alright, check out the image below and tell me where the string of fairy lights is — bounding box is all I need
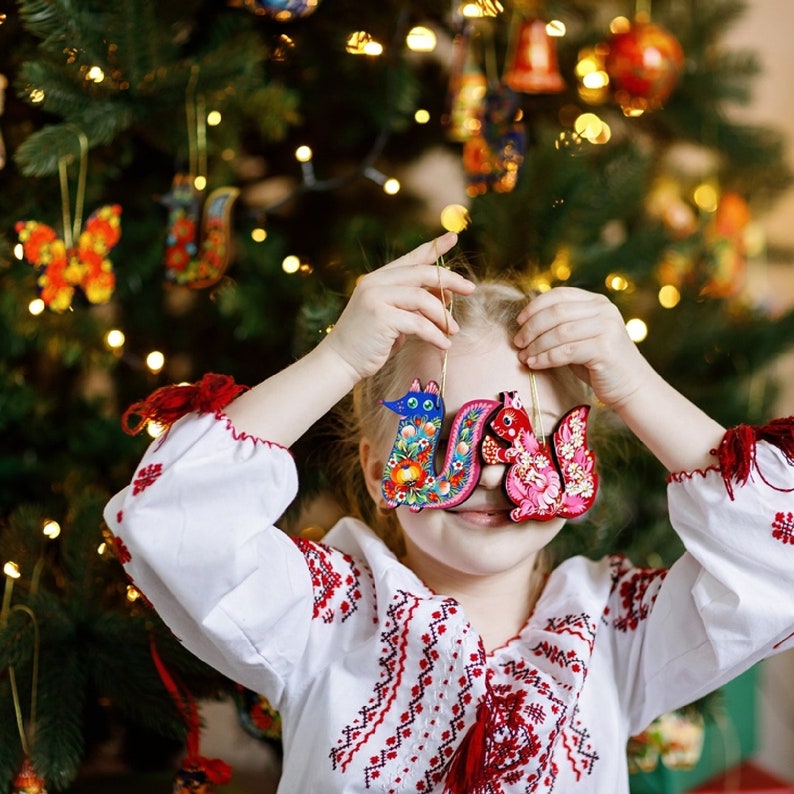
[7,0,763,432]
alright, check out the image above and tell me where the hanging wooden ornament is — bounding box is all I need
[15,130,121,312]
[444,28,488,143]
[11,757,47,794]
[162,68,239,289]
[481,389,598,522]
[380,379,499,511]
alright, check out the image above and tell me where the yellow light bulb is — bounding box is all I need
[626,318,648,342]
[146,351,165,373]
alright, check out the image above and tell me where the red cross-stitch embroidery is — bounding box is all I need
[113,535,131,564]
[293,537,370,624]
[772,511,794,545]
[608,555,667,632]
[132,463,163,495]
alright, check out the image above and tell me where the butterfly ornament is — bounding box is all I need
[15,131,121,313]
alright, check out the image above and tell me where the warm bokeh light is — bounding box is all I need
[193,175,207,191]
[105,329,125,349]
[146,350,165,373]
[693,183,719,212]
[207,110,222,126]
[282,255,300,274]
[546,20,566,37]
[28,298,45,316]
[295,145,313,163]
[146,421,165,439]
[42,519,61,539]
[383,178,400,195]
[3,561,20,579]
[414,109,430,124]
[658,284,681,308]
[626,318,648,342]
[406,26,436,53]
[86,66,105,83]
[606,273,630,291]
[251,227,267,243]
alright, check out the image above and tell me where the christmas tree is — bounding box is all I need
[1,0,793,790]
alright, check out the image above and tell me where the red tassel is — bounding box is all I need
[443,690,497,794]
[122,372,248,435]
[714,417,794,499]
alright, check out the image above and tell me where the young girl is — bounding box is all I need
[105,232,794,793]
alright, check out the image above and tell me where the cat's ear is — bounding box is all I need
[359,436,386,505]
[410,377,422,391]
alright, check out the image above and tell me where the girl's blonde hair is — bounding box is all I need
[329,266,590,557]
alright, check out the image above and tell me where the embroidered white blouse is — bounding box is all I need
[104,411,794,793]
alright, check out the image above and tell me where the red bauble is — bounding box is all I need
[604,20,684,112]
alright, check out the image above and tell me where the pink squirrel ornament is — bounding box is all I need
[481,391,598,522]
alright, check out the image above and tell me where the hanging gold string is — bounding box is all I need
[57,128,88,250]
[433,239,451,405]
[185,65,207,185]
[528,369,546,446]
[7,604,40,757]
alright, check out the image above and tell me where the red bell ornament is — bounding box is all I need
[503,16,565,94]
[604,19,684,112]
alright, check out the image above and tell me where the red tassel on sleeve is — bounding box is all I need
[714,417,794,499]
[122,372,248,435]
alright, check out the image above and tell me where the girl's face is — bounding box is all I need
[360,331,570,586]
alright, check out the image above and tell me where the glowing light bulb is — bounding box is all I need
[29,299,45,316]
[126,584,141,602]
[29,88,45,104]
[383,178,400,195]
[414,109,430,124]
[251,227,267,243]
[207,110,222,126]
[146,350,165,373]
[606,273,630,292]
[282,255,300,274]
[406,26,437,53]
[546,20,566,36]
[86,66,105,83]
[3,561,20,579]
[295,145,313,163]
[14,243,24,260]
[658,285,681,308]
[105,329,125,349]
[42,519,61,539]
[146,421,164,439]
[626,318,648,342]
[193,175,207,191]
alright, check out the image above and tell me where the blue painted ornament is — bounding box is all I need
[380,379,498,511]
[252,0,321,21]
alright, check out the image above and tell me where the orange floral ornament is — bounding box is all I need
[16,204,122,313]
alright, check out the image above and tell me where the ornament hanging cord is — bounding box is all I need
[58,127,88,251]
[528,369,546,446]
[434,239,451,405]
[186,65,207,185]
[6,605,40,757]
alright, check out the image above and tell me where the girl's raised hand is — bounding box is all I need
[513,287,652,410]
[323,232,475,381]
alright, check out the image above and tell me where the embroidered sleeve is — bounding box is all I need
[103,411,374,704]
[612,432,794,734]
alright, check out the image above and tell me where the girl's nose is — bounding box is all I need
[478,461,506,490]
